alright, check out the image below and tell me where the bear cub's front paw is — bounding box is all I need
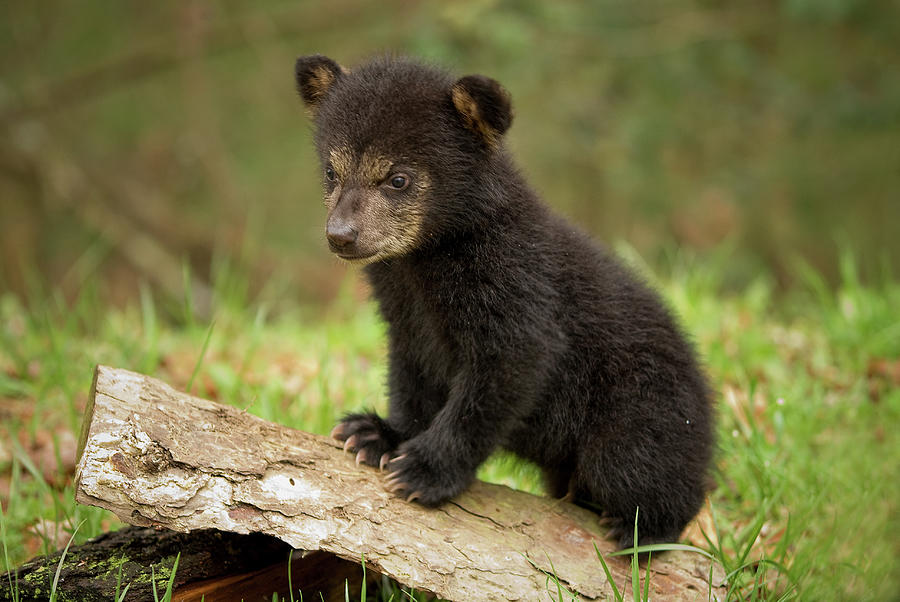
[384,438,472,506]
[330,412,398,469]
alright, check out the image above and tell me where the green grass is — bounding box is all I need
[1,248,898,599]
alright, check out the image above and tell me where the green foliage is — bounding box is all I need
[150,553,180,602]
[1,249,898,598]
[1,0,897,303]
[48,521,83,602]
[4,4,895,594]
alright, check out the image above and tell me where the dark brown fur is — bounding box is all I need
[295,54,715,548]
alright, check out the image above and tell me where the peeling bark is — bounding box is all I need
[75,365,724,601]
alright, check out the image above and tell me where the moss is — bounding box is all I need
[94,554,129,580]
[21,563,50,584]
[119,554,176,587]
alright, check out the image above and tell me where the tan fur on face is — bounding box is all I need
[328,146,354,184]
[343,172,428,265]
[451,85,500,148]
[323,147,430,265]
[328,147,397,186]
[358,149,394,185]
[372,169,429,262]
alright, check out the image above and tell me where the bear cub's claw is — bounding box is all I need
[330,412,397,468]
[381,442,469,506]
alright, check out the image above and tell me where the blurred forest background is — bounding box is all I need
[1,0,898,309]
[2,3,899,597]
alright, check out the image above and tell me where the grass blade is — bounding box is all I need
[114,555,127,601]
[631,508,639,601]
[610,542,716,561]
[116,583,132,602]
[49,519,85,602]
[592,542,623,602]
[288,549,295,602]
[0,502,18,601]
[160,552,180,602]
[187,319,216,394]
[360,552,367,601]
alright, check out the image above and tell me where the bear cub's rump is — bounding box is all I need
[295,54,714,548]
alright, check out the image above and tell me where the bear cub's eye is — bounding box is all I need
[324,166,336,182]
[387,174,410,191]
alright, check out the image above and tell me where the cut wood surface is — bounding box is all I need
[75,365,724,601]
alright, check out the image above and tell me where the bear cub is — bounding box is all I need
[295,54,714,548]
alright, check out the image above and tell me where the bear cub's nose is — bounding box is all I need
[326,222,358,249]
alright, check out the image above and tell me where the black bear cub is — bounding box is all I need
[295,54,714,548]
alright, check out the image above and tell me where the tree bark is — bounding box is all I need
[75,365,724,601]
[3,526,370,602]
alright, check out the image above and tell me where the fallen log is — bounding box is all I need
[75,365,724,601]
[3,526,371,602]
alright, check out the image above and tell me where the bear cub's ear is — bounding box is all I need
[295,55,345,110]
[450,75,513,148]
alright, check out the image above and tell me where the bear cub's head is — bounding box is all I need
[295,55,513,264]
